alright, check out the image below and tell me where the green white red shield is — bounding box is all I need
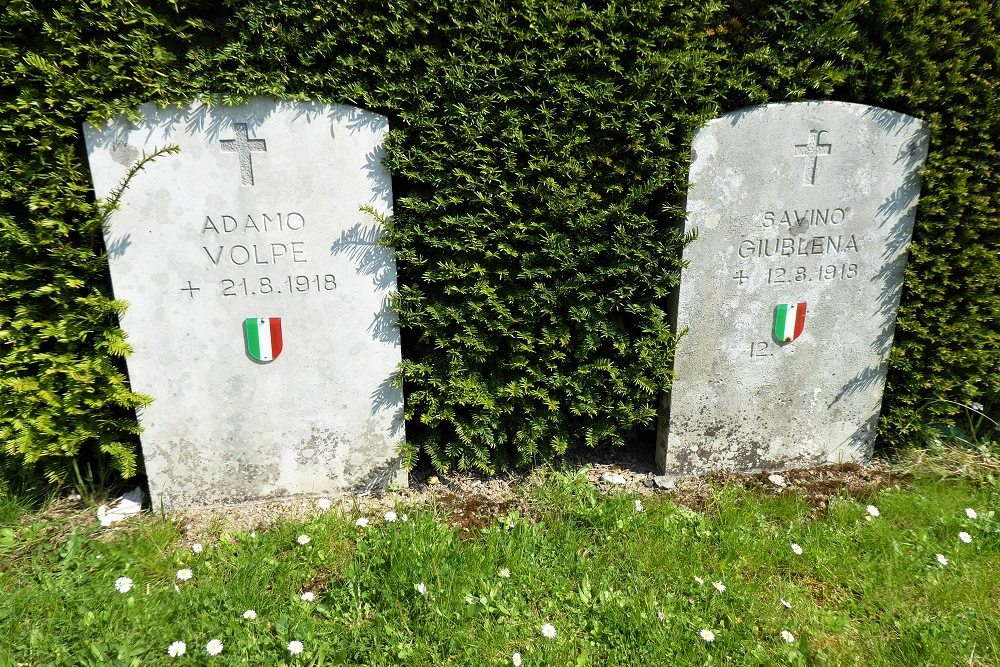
[773,302,806,343]
[243,317,283,362]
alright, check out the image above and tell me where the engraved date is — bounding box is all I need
[221,274,337,297]
[767,263,857,285]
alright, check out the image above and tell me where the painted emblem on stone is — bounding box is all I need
[243,317,283,362]
[773,302,806,343]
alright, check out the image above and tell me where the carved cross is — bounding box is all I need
[220,123,267,186]
[793,130,832,186]
[180,281,201,298]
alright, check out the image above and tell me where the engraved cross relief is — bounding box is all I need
[180,281,201,298]
[220,123,267,186]
[793,129,832,186]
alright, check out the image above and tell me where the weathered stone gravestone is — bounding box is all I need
[84,99,406,508]
[657,101,929,476]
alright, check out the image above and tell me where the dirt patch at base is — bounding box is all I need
[32,442,971,544]
[670,462,909,516]
[800,573,860,606]
[301,568,335,595]
[433,492,517,534]
[167,443,913,540]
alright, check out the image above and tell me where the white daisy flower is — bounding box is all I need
[780,598,793,609]
[287,640,304,655]
[959,531,972,544]
[167,641,186,657]
[780,630,795,643]
[541,623,557,639]
[205,639,224,656]
[694,576,704,585]
[114,576,133,593]
[415,582,427,595]
[296,534,311,545]
[512,652,522,666]
[300,591,315,601]
[936,553,948,566]
[791,543,803,555]
[192,542,203,553]
[966,508,978,520]
[971,402,984,412]
[356,517,369,528]
[634,499,644,512]
[498,567,511,578]
[384,511,398,522]
[866,505,879,517]
[242,609,257,620]
[401,513,409,522]
[317,497,332,511]
[712,581,726,593]
[176,569,193,581]
[699,629,715,642]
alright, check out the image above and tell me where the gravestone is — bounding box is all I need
[83,99,406,508]
[657,101,929,476]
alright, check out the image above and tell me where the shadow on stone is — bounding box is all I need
[352,457,405,495]
[105,233,132,260]
[370,373,404,437]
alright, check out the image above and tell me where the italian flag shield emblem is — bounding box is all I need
[243,317,283,362]
[773,302,806,343]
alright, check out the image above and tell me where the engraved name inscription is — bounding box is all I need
[732,206,860,271]
[738,235,859,259]
[181,210,336,300]
[201,212,308,267]
[762,208,845,228]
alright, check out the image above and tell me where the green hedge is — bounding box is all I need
[1,0,996,483]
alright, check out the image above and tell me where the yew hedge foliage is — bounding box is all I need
[0,0,996,483]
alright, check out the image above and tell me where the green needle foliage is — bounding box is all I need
[0,0,997,481]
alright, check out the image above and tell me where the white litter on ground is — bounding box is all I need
[601,472,627,486]
[97,487,144,526]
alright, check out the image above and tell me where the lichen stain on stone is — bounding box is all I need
[144,415,407,509]
[330,418,406,491]
[110,143,139,167]
[292,426,348,482]
[664,406,857,476]
[145,434,302,508]
[186,461,283,507]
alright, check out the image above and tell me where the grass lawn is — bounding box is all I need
[0,452,997,666]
